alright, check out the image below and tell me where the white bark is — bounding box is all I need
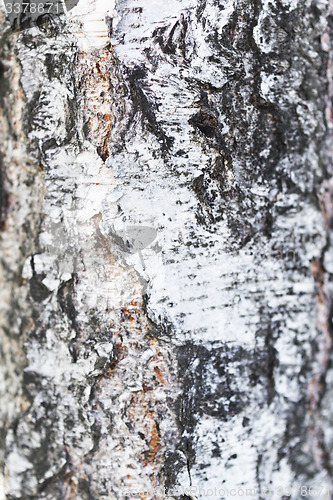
[0,0,333,498]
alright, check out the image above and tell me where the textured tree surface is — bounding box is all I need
[1,0,333,498]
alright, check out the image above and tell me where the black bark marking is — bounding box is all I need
[126,65,174,153]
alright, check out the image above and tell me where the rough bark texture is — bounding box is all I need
[1,0,333,498]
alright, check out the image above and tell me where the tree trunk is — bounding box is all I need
[1,0,333,498]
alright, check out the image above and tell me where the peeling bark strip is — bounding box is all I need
[1,0,333,498]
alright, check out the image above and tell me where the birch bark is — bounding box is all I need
[0,0,333,498]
